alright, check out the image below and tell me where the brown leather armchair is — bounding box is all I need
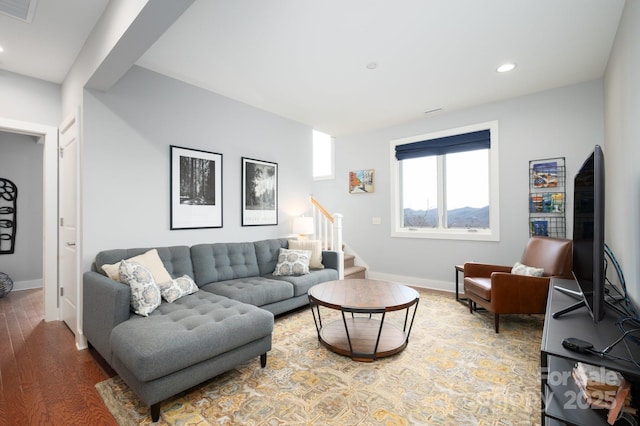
[463,236,573,333]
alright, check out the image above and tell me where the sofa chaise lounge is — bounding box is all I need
[83,238,338,421]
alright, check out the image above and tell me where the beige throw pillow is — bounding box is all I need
[288,239,324,269]
[102,248,173,284]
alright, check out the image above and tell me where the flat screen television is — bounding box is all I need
[553,145,606,323]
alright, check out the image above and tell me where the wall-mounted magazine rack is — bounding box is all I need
[529,157,565,238]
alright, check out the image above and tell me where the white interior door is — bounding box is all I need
[59,114,79,337]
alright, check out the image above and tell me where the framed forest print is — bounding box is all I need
[242,157,278,226]
[170,145,223,229]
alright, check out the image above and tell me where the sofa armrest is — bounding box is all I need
[490,272,551,313]
[321,250,339,271]
[464,262,512,278]
[83,271,131,363]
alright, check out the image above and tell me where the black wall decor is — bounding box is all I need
[0,178,17,254]
[170,146,223,229]
[241,157,278,226]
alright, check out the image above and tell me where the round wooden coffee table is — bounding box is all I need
[307,279,419,362]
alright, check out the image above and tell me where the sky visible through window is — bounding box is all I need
[313,130,332,177]
[402,150,489,210]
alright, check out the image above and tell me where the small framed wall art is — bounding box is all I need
[170,145,223,229]
[242,157,278,226]
[349,169,374,193]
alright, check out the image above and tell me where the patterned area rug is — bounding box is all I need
[95,289,543,425]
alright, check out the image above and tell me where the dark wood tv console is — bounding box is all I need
[541,278,640,425]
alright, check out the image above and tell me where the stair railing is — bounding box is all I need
[309,196,344,279]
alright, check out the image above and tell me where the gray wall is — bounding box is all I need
[81,66,314,270]
[604,0,640,305]
[0,132,44,287]
[312,80,604,291]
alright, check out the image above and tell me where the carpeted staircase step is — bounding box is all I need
[343,253,366,278]
[344,265,366,279]
[344,254,356,268]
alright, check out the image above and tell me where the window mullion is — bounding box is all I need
[437,155,446,229]
[398,161,406,227]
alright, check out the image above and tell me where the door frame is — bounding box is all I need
[0,117,58,322]
[59,112,83,348]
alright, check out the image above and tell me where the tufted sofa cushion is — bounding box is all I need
[200,277,293,306]
[191,243,260,286]
[254,238,289,275]
[266,268,339,296]
[110,290,274,383]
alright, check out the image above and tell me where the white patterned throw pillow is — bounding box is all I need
[158,275,199,303]
[118,259,162,316]
[273,248,312,276]
[511,261,545,277]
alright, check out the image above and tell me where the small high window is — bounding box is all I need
[313,130,334,180]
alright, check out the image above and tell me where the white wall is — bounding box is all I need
[0,72,59,312]
[0,132,44,289]
[61,0,190,117]
[81,66,314,270]
[312,80,604,291]
[0,71,60,125]
[604,0,640,305]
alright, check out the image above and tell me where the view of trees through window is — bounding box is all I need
[401,149,489,229]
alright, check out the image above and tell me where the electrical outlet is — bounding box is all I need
[372,217,381,225]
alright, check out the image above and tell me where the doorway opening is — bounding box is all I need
[0,117,58,322]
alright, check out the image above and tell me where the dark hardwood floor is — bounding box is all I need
[0,289,117,425]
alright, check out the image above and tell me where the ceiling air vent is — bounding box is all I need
[0,0,38,23]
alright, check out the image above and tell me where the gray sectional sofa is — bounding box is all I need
[83,238,338,422]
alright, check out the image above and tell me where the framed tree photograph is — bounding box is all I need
[170,145,223,229]
[242,157,278,226]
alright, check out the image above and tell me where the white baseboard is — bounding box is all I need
[367,271,455,295]
[12,278,43,292]
[76,330,88,351]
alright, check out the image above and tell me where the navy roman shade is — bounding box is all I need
[395,129,490,160]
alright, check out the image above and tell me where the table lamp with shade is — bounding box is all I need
[292,216,314,239]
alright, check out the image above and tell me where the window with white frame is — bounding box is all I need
[390,121,500,241]
[313,130,334,180]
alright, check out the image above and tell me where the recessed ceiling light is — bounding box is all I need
[366,62,378,70]
[497,63,516,73]
[0,45,4,53]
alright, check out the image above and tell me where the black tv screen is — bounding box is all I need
[572,145,605,322]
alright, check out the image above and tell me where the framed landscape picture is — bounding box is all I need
[242,157,278,226]
[170,145,223,229]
